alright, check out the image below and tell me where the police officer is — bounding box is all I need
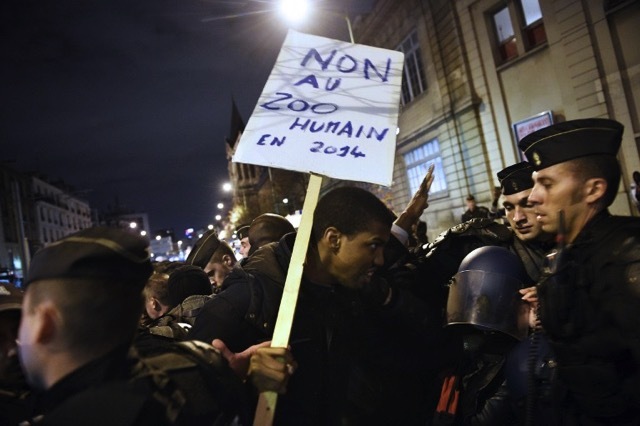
[16,227,171,425]
[519,118,640,423]
[497,161,555,282]
[17,227,249,425]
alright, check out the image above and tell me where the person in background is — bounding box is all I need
[409,219,429,249]
[186,230,236,292]
[135,264,213,354]
[519,118,640,424]
[141,269,172,324]
[236,225,251,259]
[247,213,295,256]
[461,194,490,222]
[489,185,506,223]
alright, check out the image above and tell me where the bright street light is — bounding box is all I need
[278,0,355,43]
[208,224,214,230]
[215,214,222,221]
[217,202,224,209]
[222,182,232,192]
[129,222,137,229]
[282,198,289,204]
[140,230,147,236]
[279,0,309,24]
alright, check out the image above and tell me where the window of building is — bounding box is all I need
[403,139,447,199]
[493,7,517,62]
[491,0,546,64]
[397,30,427,105]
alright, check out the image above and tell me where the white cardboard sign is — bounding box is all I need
[232,30,404,187]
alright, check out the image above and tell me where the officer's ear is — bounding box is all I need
[583,177,607,205]
[221,254,235,267]
[31,301,60,345]
[148,297,162,314]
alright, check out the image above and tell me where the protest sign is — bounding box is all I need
[232,30,404,186]
[241,30,405,426]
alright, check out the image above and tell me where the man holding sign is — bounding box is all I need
[192,29,433,424]
[190,180,440,425]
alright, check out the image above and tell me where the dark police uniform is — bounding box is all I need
[519,119,640,423]
[20,227,247,426]
[536,211,640,423]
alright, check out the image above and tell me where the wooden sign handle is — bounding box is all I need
[253,174,323,426]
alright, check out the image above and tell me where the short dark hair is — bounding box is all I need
[209,240,235,264]
[249,213,295,254]
[27,278,143,358]
[312,187,395,241]
[569,155,621,207]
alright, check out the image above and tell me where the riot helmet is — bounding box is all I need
[446,246,531,340]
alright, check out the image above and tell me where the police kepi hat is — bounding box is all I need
[236,225,250,241]
[518,118,623,170]
[26,226,152,289]
[497,162,534,195]
[185,229,220,269]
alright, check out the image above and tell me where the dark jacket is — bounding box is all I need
[189,233,442,425]
[25,346,170,426]
[537,210,640,424]
[25,343,247,426]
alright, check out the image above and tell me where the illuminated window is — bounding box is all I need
[397,30,427,105]
[491,0,546,64]
[403,139,447,199]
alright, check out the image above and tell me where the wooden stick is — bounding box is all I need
[253,174,323,426]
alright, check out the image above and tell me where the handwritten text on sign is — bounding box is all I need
[232,30,404,187]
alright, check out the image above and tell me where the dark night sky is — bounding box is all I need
[1,0,374,235]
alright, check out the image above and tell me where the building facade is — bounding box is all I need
[32,176,93,246]
[0,165,94,283]
[354,0,639,239]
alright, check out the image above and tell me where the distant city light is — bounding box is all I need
[215,214,222,221]
[217,202,224,209]
[129,222,137,229]
[222,182,232,192]
[140,230,147,236]
[208,224,214,230]
[155,235,161,241]
[282,198,289,204]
